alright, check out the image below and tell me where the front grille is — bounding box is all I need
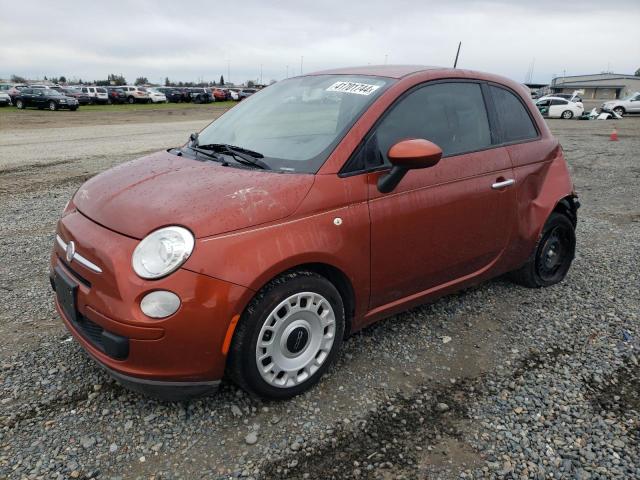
[70,312,130,360]
[76,314,104,348]
[58,256,91,288]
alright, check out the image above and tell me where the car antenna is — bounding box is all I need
[453,41,462,68]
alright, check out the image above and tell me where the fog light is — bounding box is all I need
[140,291,181,318]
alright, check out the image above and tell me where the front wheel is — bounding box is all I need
[227,271,345,399]
[509,212,576,288]
[561,110,573,119]
[128,96,135,104]
[48,101,57,111]
[16,99,24,109]
[613,107,625,117]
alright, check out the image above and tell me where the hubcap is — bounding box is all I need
[256,292,336,388]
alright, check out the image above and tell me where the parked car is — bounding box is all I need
[51,66,578,400]
[105,87,127,104]
[238,88,257,100]
[223,88,239,101]
[211,87,227,101]
[541,92,583,103]
[61,87,91,105]
[7,84,26,103]
[156,87,183,103]
[75,86,109,104]
[121,86,150,104]
[535,97,584,119]
[15,88,79,110]
[601,92,640,117]
[145,88,168,103]
[0,91,11,106]
[189,87,212,103]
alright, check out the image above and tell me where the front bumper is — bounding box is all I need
[51,210,253,398]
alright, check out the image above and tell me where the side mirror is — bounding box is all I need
[377,139,442,193]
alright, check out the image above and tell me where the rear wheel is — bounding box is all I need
[509,212,576,288]
[561,110,573,119]
[613,106,625,117]
[49,101,57,111]
[128,96,135,104]
[227,271,345,399]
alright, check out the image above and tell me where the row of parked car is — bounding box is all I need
[0,83,259,110]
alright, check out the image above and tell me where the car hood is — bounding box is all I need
[74,150,314,239]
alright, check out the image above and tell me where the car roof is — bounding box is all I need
[309,65,441,79]
[305,65,530,91]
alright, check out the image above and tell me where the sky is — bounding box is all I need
[1,0,639,86]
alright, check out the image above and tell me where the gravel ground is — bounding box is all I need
[0,109,638,480]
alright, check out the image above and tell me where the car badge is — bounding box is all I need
[66,241,76,263]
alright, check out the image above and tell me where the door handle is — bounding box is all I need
[491,178,515,190]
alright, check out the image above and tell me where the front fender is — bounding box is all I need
[182,174,371,320]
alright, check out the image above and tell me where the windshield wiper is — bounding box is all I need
[182,132,228,164]
[202,143,271,170]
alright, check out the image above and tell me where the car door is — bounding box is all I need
[629,94,640,113]
[34,90,47,108]
[549,99,568,118]
[366,81,516,309]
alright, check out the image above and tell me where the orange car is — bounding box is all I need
[51,66,578,400]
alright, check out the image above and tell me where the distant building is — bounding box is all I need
[551,73,640,100]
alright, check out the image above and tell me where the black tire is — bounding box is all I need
[613,107,625,117]
[16,99,24,109]
[561,110,573,119]
[509,212,576,288]
[49,101,57,111]
[70,107,78,111]
[128,96,135,104]
[227,271,345,399]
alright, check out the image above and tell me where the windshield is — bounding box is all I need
[47,90,63,96]
[196,75,392,173]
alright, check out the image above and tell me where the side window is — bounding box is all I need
[551,99,568,106]
[376,82,492,160]
[490,86,538,143]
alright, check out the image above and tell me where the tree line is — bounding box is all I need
[8,73,234,87]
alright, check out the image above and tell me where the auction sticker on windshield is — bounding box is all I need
[326,81,381,95]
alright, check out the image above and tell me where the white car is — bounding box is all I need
[77,86,109,104]
[0,91,11,106]
[535,97,584,119]
[145,88,167,103]
[121,86,150,104]
[601,92,640,117]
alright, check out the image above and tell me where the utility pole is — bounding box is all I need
[260,64,263,85]
[300,56,303,75]
[286,65,289,79]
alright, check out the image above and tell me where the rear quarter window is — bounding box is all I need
[490,86,538,143]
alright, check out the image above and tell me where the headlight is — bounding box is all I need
[132,226,194,279]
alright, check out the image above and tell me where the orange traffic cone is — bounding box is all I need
[610,128,618,141]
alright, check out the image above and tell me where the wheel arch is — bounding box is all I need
[247,261,356,338]
[552,194,579,227]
